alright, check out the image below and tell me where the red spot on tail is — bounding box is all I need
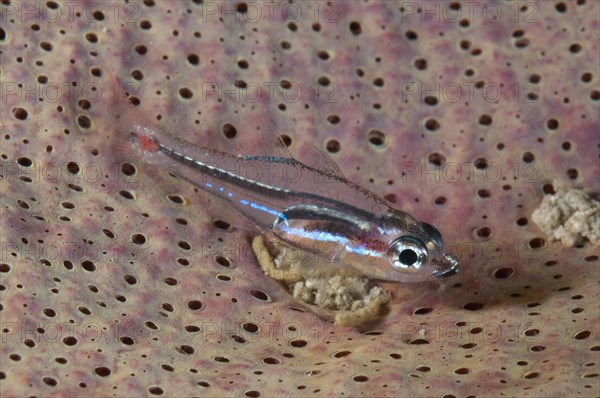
[138,134,160,153]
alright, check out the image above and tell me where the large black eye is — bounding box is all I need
[398,249,418,266]
[387,237,428,273]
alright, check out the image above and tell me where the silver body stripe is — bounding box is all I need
[163,145,310,196]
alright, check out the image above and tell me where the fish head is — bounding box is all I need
[375,208,459,283]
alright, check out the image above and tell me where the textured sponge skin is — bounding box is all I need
[1,1,598,397]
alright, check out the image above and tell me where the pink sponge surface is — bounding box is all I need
[1,1,598,396]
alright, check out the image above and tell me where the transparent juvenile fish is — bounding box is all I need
[104,67,459,283]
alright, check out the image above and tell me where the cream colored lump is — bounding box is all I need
[531,184,600,246]
[252,236,390,326]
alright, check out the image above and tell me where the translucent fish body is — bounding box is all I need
[106,72,459,283]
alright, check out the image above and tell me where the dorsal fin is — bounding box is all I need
[243,109,347,180]
[298,141,346,179]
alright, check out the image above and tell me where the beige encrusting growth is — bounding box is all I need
[531,183,600,246]
[252,236,390,326]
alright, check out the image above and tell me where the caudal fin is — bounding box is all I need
[94,53,166,163]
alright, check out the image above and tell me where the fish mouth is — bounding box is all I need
[434,253,460,278]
